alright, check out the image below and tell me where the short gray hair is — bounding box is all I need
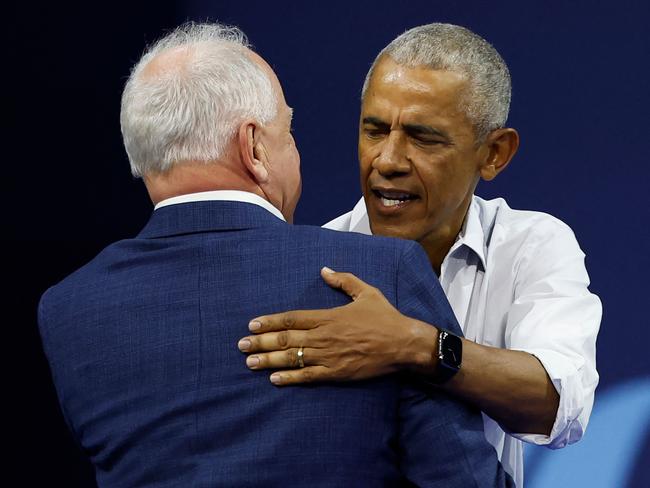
[121,22,277,177]
[362,23,511,141]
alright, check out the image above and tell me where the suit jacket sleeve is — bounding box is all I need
[37,289,83,448]
[395,242,511,488]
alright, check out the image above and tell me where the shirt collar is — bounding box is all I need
[349,197,372,234]
[452,197,487,270]
[154,190,286,222]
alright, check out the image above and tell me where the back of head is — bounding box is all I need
[362,23,511,141]
[120,22,277,177]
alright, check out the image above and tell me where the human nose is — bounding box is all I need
[371,131,411,176]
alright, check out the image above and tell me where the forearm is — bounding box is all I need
[408,322,559,435]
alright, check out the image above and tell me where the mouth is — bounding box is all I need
[371,188,419,211]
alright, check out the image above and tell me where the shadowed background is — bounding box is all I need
[9,1,649,485]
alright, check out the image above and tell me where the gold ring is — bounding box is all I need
[297,347,305,368]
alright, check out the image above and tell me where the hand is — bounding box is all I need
[237,267,438,385]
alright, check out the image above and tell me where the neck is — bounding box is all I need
[419,196,473,276]
[420,233,456,276]
[144,160,266,206]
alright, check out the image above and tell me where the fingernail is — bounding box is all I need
[270,373,282,385]
[248,320,261,331]
[246,356,260,368]
[322,266,335,274]
[238,339,251,351]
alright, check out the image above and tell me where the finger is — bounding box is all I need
[248,309,329,334]
[320,267,373,300]
[269,365,332,385]
[246,347,321,370]
[238,329,308,353]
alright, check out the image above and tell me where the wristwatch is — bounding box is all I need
[430,330,463,384]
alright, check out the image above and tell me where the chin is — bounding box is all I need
[369,220,414,240]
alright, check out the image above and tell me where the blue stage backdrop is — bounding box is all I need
[185,2,650,486]
[11,1,648,486]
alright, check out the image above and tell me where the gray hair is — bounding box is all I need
[121,22,277,177]
[362,23,511,141]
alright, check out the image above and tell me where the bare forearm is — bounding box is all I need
[409,322,559,435]
[241,268,559,435]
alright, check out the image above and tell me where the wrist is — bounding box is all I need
[427,330,463,384]
[398,318,440,374]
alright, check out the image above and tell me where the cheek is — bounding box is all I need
[358,148,374,178]
[418,158,472,215]
[358,136,375,161]
[285,140,298,165]
[358,163,372,194]
[412,163,446,209]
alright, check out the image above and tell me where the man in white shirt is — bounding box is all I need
[237,23,601,486]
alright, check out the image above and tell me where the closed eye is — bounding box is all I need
[404,124,450,146]
[362,117,390,140]
[410,136,444,145]
[364,128,388,139]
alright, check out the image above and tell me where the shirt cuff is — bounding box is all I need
[508,347,589,449]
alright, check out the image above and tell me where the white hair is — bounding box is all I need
[120,22,277,177]
[362,23,511,141]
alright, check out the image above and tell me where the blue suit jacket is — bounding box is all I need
[38,201,512,487]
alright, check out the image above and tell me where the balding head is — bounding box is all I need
[138,45,193,80]
[120,22,277,177]
[121,22,301,222]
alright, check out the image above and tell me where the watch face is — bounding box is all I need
[443,341,461,367]
[428,331,463,385]
[441,332,462,370]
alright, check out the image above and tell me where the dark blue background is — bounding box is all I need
[10,1,649,485]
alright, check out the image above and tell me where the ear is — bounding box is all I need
[238,120,269,184]
[479,128,520,181]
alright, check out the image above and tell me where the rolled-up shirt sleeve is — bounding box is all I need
[503,219,601,449]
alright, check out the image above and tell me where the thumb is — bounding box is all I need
[320,267,371,300]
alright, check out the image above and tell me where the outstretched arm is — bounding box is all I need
[238,267,558,435]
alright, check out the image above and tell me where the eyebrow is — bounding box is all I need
[403,123,447,139]
[362,116,448,139]
[362,116,390,129]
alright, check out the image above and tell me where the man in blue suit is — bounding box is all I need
[38,22,511,487]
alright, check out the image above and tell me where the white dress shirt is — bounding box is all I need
[324,195,601,487]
